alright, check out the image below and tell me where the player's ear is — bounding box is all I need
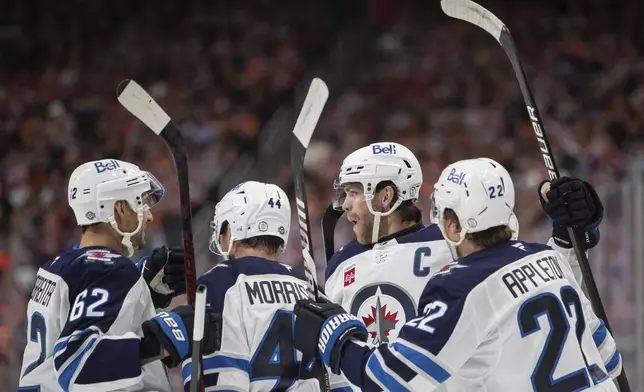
[381,185,396,210]
[449,215,462,233]
[113,200,133,224]
[443,214,462,242]
[113,200,124,219]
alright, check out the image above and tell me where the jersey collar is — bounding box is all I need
[375,222,424,245]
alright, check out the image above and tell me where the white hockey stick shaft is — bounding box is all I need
[190,285,208,392]
[291,77,329,299]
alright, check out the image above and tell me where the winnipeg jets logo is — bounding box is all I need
[351,284,416,345]
[361,288,400,344]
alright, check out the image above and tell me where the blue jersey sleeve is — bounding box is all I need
[53,256,151,391]
[337,255,506,391]
[337,282,459,391]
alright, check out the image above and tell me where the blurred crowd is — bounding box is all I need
[281,0,644,268]
[278,0,644,381]
[0,0,335,387]
[2,0,644,389]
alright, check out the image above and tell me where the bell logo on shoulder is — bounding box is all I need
[344,265,356,287]
[94,159,121,174]
[371,144,397,155]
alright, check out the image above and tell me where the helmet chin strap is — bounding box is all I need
[436,211,468,261]
[221,236,234,260]
[365,196,403,244]
[108,210,145,257]
[214,231,235,261]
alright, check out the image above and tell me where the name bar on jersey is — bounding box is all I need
[245,279,309,305]
[501,254,564,298]
[30,274,57,307]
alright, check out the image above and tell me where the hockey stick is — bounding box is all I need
[322,204,343,262]
[118,81,204,391]
[290,77,330,391]
[190,284,207,392]
[291,77,329,300]
[117,79,198,306]
[440,1,630,390]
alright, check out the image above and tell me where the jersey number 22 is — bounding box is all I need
[518,286,607,391]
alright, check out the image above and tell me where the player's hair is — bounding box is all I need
[239,236,285,257]
[443,208,513,248]
[81,223,101,233]
[375,181,422,223]
[219,221,284,257]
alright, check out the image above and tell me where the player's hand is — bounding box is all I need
[137,246,187,308]
[538,177,603,249]
[294,299,367,374]
[141,305,221,368]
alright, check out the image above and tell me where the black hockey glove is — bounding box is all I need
[294,299,367,375]
[538,177,603,250]
[140,305,221,368]
[137,246,187,308]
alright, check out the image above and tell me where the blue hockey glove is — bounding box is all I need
[538,177,602,249]
[137,246,187,308]
[141,306,221,368]
[294,299,367,374]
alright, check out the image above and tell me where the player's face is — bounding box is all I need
[115,201,153,250]
[132,209,153,249]
[343,184,374,244]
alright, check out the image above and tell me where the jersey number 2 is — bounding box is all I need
[518,286,606,391]
[23,312,47,378]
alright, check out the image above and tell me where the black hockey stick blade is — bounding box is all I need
[117,79,198,306]
[322,203,343,262]
[290,77,329,301]
[441,1,630,390]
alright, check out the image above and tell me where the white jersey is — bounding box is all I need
[337,241,622,391]
[182,256,321,392]
[19,245,171,392]
[324,224,452,391]
[326,224,452,343]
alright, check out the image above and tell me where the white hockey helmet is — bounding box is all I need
[334,142,422,242]
[209,181,291,260]
[68,159,164,256]
[431,158,515,246]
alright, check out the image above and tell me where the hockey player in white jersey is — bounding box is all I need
[181,181,321,392]
[324,143,597,391]
[325,142,453,348]
[295,158,622,391]
[19,159,219,392]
